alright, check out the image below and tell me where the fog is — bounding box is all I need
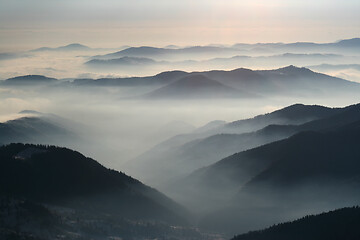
[0,82,357,165]
[1,41,360,238]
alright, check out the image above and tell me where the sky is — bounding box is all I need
[0,0,359,50]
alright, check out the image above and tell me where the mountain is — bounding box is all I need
[0,117,68,144]
[92,45,240,60]
[173,104,359,208]
[144,66,360,98]
[5,66,359,97]
[31,43,91,52]
[0,197,208,240]
[202,53,347,70]
[144,74,254,99]
[231,38,360,52]
[335,38,360,48]
[85,56,159,66]
[106,46,169,58]
[92,39,360,61]
[0,143,187,223]
[124,104,339,187]
[223,103,339,133]
[0,143,205,240]
[3,75,58,85]
[0,111,81,147]
[73,70,188,87]
[213,65,358,95]
[232,207,360,240]
[86,52,349,72]
[196,105,360,234]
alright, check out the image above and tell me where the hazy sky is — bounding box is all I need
[0,0,359,50]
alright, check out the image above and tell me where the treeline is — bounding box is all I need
[232,206,360,240]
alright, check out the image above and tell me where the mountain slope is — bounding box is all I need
[31,43,91,52]
[86,56,159,66]
[0,112,78,146]
[232,207,360,240]
[144,74,254,99]
[222,103,339,133]
[92,45,239,60]
[124,104,340,187]
[0,143,188,224]
[6,66,359,97]
[73,70,187,87]
[198,111,360,234]
[176,104,360,211]
[77,65,360,97]
[3,75,57,85]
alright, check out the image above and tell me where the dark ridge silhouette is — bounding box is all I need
[197,109,360,234]
[336,38,360,48]
[145,65,359,98]
[225,103,339,130]
[3,75,58,85]
[93,45,238,60]
[72,76,157,86]
[0,143,188,224]
[153,70,188,81]
[124,103,342,187]
[86,56,158,66]
[232,207,360,240]
[85,52,344,72]
[231,37,360,50]
[181,104,360,202]
[7,66,358,96]
[31,43,91,52]
[0,115,75,145]
[93,38,360,60]
[72,71,187,87]
[97,46,169,59]
[143,74,255,99]
[18,110,42,115]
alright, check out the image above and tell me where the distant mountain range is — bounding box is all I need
[22,38,360,57]
[86,56,160,66]
[91,45,240,61]
[6,66,358,99]
[143,74,256,99]
[2,75,58,85]
[31,43,91,52]
[89,38,360,62]
[232,38,360,51]
[232,207,360,240]
[86,53,351,70]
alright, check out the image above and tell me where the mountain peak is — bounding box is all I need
[63,43,88,48]
[18,110,42,115]
[6,75,57,83]
[336,38,360,47]
[276,65,313,74]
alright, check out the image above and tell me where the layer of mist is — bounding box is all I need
[1,38,360,239]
